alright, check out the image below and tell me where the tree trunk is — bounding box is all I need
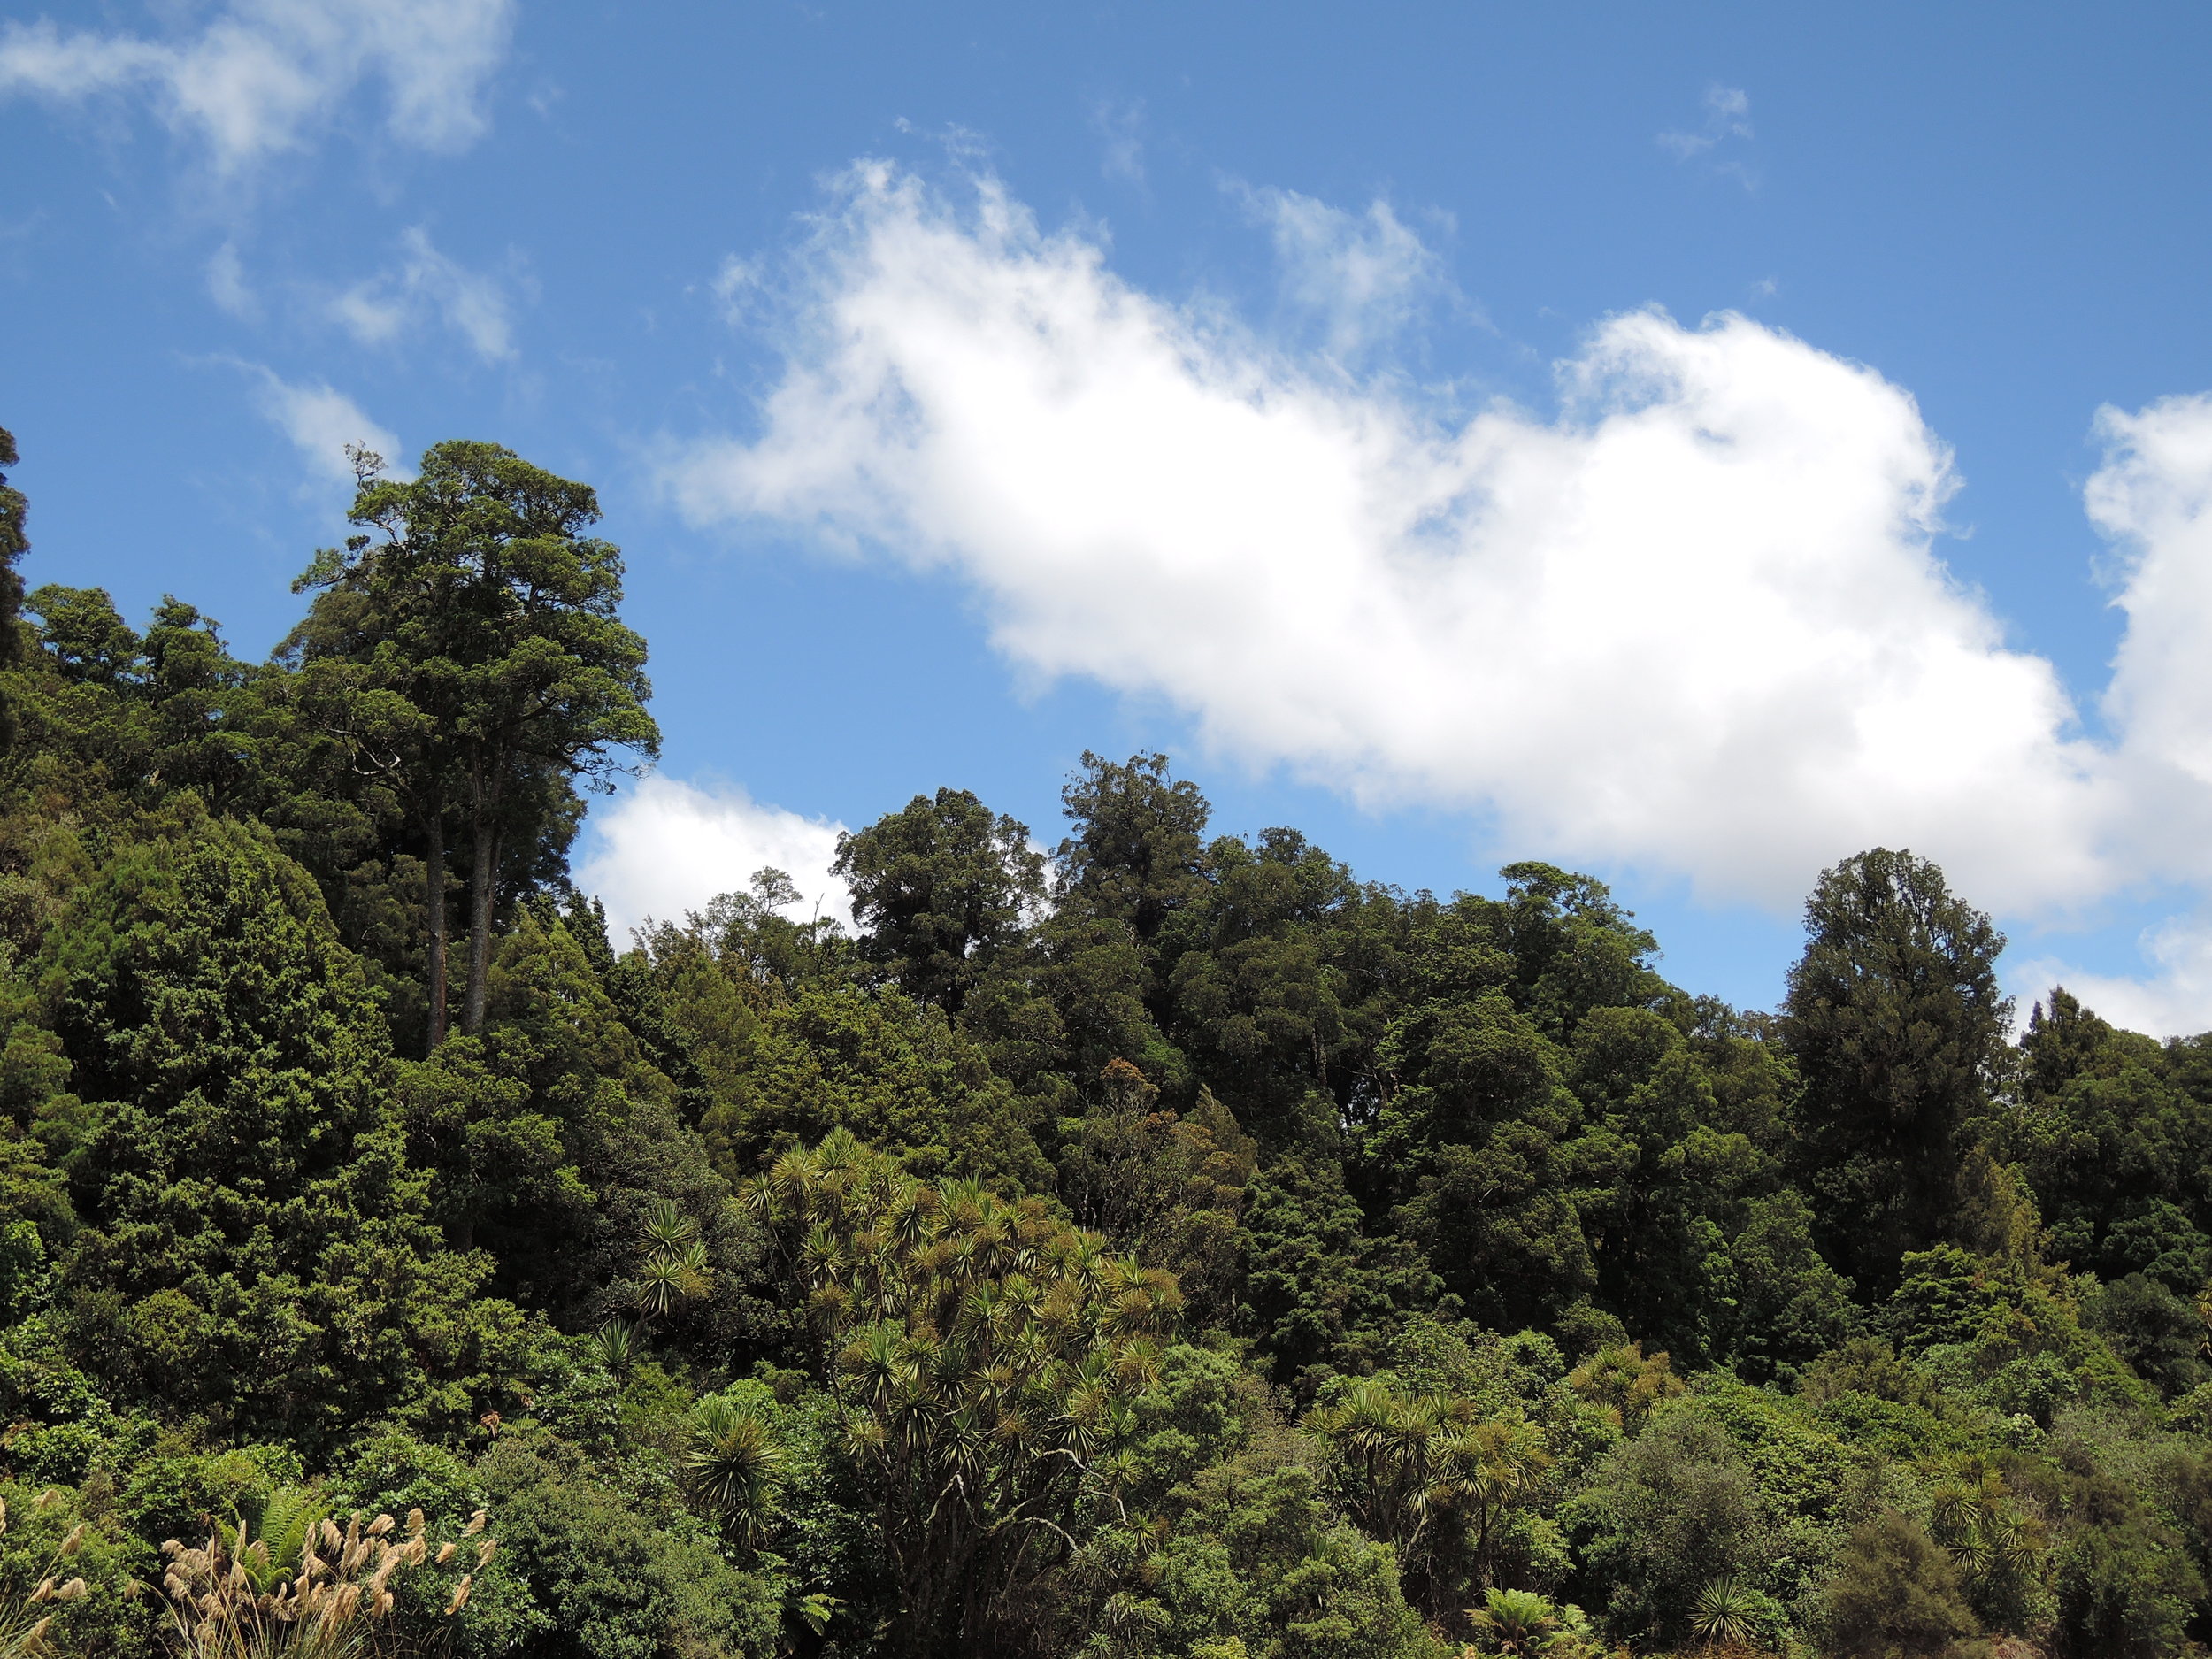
[463,809,500,1034]
[426,815,449,1053]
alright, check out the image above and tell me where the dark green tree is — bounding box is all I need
[472,908,769,1336]
[1563,1411,1777,1647]
[698,984,1048,1192]
[2024,1441,2206,1659]
[140,597,260,810]
[0,428,28,713]
[290,442,659,1045]
[19,586,163,817]
[14,586,270,830]
[1489,862,1666,1041]
[1360,901,1600,1335]
[42,811,533,1448]
[1818,1510,1979,1658]
[747,1133,1185,1657]
[475,1440,781,1659]
[1163,827,1403,1148]
[1054,751,1212,948]
[26,586,142,690]
[1783,849,2009,1293]
[833,787,1043,1017]
[1240,1155,1443,1393]
[959,753,1221,1122]
[1996,987,2212,1283]
[687,868,861,1002]
[1056,1061,1256,1320]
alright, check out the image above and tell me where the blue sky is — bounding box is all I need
[9,2,2212,1026]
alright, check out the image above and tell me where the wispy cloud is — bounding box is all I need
[333,227,518,362]
[2012,910,2212,1041]
[241,365,403,486]
[207,242,257,318]
[708,254,764,326]
[1241,186,1459,365]
[0,0,513,173]
[1093,98,1147,188]
[1659,84,1752,157]
[1659,84,1757,188]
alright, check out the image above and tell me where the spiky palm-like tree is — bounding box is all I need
[1304,1376,1550,1610]
[641,1198,699,1256]
[1465,1586,1559,1655]
[1929,1471,2046,1628]
[687,1395,784,1549]
[628,1200,713,1324]
[1687,1576,1791,1654]
[634,1241,711,1319]
[745,1128,1184,1658]
[588,1317,641,1379]
[1689,1578,1762,1647]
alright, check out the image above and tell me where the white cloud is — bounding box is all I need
[245,366,402,486]
[575,776,850,942]
[207,241,257,317]
[2090,396,2212,812]
[667,164,2127,918]
[1659,83,1755,159]
[1995,395,2212,1025]
[1092,98,1146,188]
[1660,85,1757,190]
[334,227,516,362]
[0,0,513,171]
[2010,915,2212,1041]
[708,254,764,326]
[657,162,2212,1029]
[1245,188,1455,364]
[330,285,407,345]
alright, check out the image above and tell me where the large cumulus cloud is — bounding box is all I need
[648,163,2212,1028]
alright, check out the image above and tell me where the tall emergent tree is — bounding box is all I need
[1782,847,2009,1290]
[0,426,33,741]
[291,441,659,1046]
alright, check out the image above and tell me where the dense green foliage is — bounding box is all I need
[7,429,2212,1655]
[0,426,28,746]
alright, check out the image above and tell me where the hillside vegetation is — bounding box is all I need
[2,430,2210,1658]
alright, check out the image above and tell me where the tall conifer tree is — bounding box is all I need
[1783,848,2009,1290]
[290,442,659,1046]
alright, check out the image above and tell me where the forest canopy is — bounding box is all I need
[3,427,2212,1658]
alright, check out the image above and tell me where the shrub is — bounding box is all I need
[1819,1510,1978,1658]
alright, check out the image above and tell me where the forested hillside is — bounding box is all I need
[4,428,2212,1658]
